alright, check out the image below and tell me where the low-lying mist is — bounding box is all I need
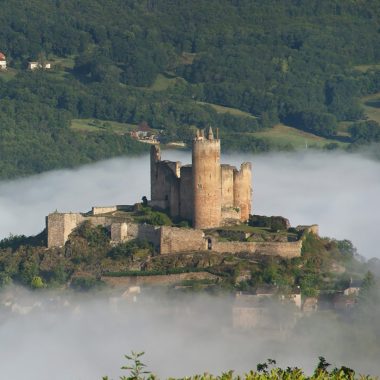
[0,286,379,379]
[1,149,380,379]
[0,149,379,258]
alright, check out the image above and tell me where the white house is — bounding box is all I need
[28,61,51,70]
[0,52,7,70]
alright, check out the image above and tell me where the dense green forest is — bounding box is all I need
[1,0,380,178]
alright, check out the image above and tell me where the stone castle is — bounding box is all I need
[46,128,316,258]
[150,127,252,228]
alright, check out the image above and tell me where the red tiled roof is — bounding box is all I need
[0,52,6,60]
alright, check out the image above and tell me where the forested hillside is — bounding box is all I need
[1,0,380,178]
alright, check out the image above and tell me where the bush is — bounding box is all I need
[108,239,155,260]
[136,207,173,226]
[249,215,289,231]
[75,222,110,246]
[31,276,44,289]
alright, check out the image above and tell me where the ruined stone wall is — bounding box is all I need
[111,223,128,243]
[192,135,221,229]
[168,172,180,218]
[126,223,161,247]
[233,162,252,222]
[211,239,302,258]
[47,212,84,248]
[179,166,193,221]
[87,216,112,227]
[92,206,117,215]
[150,144,161,201]
[151,161,180,213]
[159,226,206,254]
[150,144,180,217]
[221,165,234,208]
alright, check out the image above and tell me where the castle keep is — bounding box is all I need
[150,127,252,228]
[46,128,316,258]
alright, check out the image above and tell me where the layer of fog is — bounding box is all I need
[0,149,379,258]
[0,286,379,380]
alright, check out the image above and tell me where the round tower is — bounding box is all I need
[233,162,252,222]
[192,127,221,229]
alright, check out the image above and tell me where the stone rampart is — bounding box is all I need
[159,226,206,254]
[47,212,84,248]
[126,223,161,247]
[92,206,118,215]
[211,239,302,258]
[111,223,128,243]
[221,165,235,208]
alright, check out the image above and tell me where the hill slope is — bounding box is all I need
[1,0,380,178]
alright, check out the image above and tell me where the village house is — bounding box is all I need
[28,61,52,70]
[130,122,158,143]
[0,52,7,70]
[232,290,301,330]
[343,279,362,296]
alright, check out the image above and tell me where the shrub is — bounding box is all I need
[31,276,44,289]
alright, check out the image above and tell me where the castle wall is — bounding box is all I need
[87,216,112,227]
[47,212,84,248]
[210,239,302,258]
[192,135,221,229]
[159,226,206,254]
[92,206,118,215]
[126,223,161,247]
[111,223,128,243]
[233,162,252,222]
[179,166,193,221]
[150,145,180,217]
[221,165,235,208]
[150,144,161,201]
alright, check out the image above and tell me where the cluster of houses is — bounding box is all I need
[0,51,52,71]
[130,121,159,144]
[232,278,363,330]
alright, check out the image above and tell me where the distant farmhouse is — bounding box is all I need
[0,51,52,71]
[130,122,158,144]
[0,52,7,70]
[46,128,317,258]
[28,61,52,70]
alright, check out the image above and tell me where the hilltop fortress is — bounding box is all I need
[46,128,316,258]
[150,127,251,228]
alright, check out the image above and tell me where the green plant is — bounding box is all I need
[102,351,152,380]
[103,355,375,379]
[30,275,44,289]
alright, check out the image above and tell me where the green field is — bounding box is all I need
[149,73,187,91]
[0,68,18,81]
[70,118,137,134]
[354,63,380,72]
[197,101,257,119]
[252,124,346,148]
[361,92,380,124]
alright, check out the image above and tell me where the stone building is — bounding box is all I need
[150,127,252,228]
[28,61,51,70]
[0,52,7,70]
[45,127,316,259]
